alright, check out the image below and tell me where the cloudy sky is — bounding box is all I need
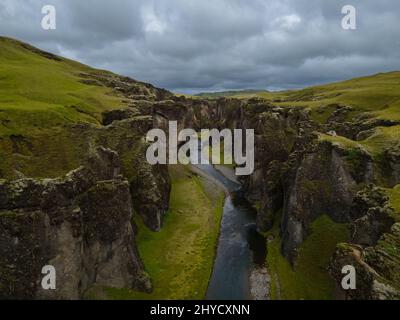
[1,0,400,93]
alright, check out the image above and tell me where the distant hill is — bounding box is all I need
[195,89,269,99]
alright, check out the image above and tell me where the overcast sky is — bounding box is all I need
[1,0,400,93]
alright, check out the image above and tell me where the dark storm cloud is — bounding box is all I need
[1,0,399,93]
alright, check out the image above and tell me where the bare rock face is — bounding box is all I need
[68,117,171,232]
[281,141,365,262]
[102,108,141,126]
[0,147,151,299]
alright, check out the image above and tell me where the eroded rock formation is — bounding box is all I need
[0,147,151,299]
[1,67,399,300]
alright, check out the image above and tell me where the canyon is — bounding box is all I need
[0,37,399,299]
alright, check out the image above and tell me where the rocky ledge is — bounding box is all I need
[0,147,151,299]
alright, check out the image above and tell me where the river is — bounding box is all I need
[191,154,268,300]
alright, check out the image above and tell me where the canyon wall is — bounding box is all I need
[1,69,399,299]
[146,95,400,299]
[0,147,151,299]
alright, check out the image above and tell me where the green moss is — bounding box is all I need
[309,104,338,124]
[319,133,361,150]
[345,148,366,174]
[386,185,400,218]
[361,125,400,155]
[101,165,224,300]
[0,210,18,218]
[266,214,349,300]
[254,201,261,211]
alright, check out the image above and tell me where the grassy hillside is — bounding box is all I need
[200,72,400,120]
[194,72,400,160]
[0,37,166,180]
[0,37,126,137]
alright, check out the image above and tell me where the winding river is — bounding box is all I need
[191,150,267,300]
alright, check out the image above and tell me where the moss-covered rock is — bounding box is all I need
[0,147,150,299]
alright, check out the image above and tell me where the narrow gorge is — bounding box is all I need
[1,38,400,300]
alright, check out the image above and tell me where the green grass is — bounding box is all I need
[359,126,400,155]
[267,214,349,300]
[205,71,400,155]
[319,133,363,149]
[0,37,136,179]
[386,184,400,216]
[210,71,400,121]
[98,165,224,300]
[0,37,123,137]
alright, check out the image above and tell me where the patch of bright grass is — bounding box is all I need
[267,214,349,300]
[0,37,122,136]
[360,125,400,155]
[386,185,400,216]
[101,165,224,300]
[318,133,362,150]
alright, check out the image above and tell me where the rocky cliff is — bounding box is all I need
[0,147,151,299]
[1,38,399,299]
[140,95,400,299]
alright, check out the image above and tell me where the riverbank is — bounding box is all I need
[89,164,224,299]
[266,213,349,300]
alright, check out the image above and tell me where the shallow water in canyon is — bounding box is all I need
[192,159,266,300]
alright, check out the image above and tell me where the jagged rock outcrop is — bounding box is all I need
[0,147,151,299]
[79,72,172,102]
[329,184,400,299]
[72,116,171,232]
[329,224,400,300]
[350,185,395,246]
[323,104,400,141]
[102,108,140,126]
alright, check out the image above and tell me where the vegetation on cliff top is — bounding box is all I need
[200,71,400,160]
[197,71,400,121]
